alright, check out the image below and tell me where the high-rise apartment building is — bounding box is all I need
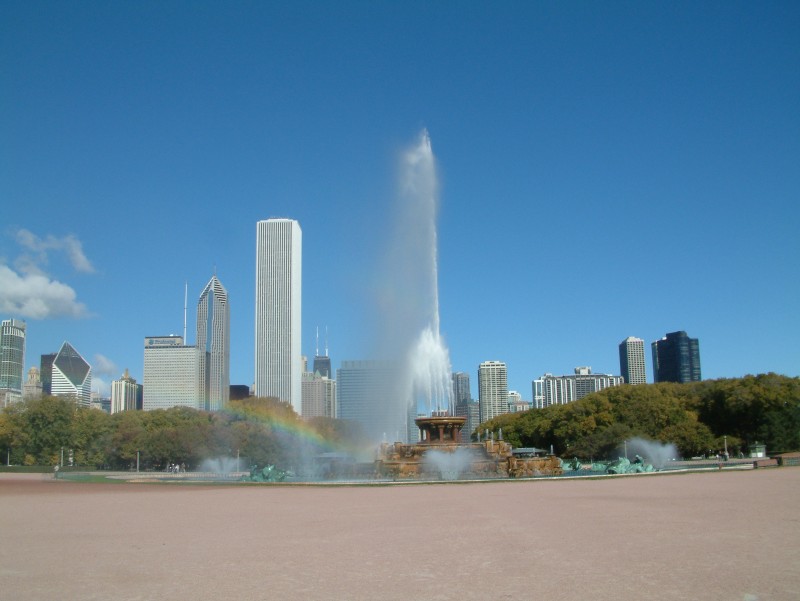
[197,275,230,412]
[111,369,140,414]
[143,336,199,410]
[532,378,545,409]
[652,331,701,383]
[51,341,92,407]
[255,219,302,414]
[478,361,508,422]
[535,368,624,408]
[619,336,647,385]
[0,319,26,407]
[302,370,336,418]
[508,390,530,412]
[337,360,402,443]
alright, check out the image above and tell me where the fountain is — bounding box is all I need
[374,130,561,480]
[376,130,453,429]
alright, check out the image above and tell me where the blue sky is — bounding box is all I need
[2,2,798,398]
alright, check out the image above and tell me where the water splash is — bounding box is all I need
[196,456,242,474]
[410,325,452,415]
[623,437,679,469]
[423,448,477,480]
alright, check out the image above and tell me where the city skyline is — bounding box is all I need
[2,4,798,399]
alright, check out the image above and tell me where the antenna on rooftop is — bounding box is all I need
[315,326,319,357]
[325,326,329,357]
[183,281,188,343]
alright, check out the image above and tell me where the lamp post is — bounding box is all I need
[136,450,140,473]
[60,446,64,468]
[724,435,728,459]
[237,448,240,472]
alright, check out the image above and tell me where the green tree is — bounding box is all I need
[71,406,112,467]
[8,396,76,464]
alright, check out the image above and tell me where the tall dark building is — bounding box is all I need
[312,355,332,379]
[452,372,476,442]
[651,331,701,383]
[451,371,471,406]
[40,353,56,395]
[229,384,250,401]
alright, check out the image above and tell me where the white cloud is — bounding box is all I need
[0,264,88,319]
[92,377,111,398]
[15,229,95,274]
[93,354,118,377]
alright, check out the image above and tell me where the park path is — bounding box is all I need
[1,469,798,601]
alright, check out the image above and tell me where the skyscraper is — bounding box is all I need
[312,326,332,378]
[111,368,139,414]
[652,330,701,383]
[0,319,26,407]
[619,336,647,385]
[255,219,302,414]
[302,370,337,418]
[478,361,508,422]
[451,372,471,407]
[337,360,400,442]
[312,355,332,379]
[51,341,92,407]
[143,336,199,410]
[452,371,476,442]
[197,275,230,412]
[40,353,56,395]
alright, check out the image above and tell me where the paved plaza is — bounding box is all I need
[1,468,798,600]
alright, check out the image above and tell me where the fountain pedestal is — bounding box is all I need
[415,415,466,444]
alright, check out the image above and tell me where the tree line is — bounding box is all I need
[480,373,799,460]
[0,396,369,473]
[2,374,797,470]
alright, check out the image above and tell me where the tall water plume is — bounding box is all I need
[380,130,452,422]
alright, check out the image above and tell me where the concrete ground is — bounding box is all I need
[1,468,797,601]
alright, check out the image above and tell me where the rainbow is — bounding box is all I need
[220,398,361,455]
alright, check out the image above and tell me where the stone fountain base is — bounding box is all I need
[375,415,563,480]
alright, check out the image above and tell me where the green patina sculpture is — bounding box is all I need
[600,455,655,474]
[244,464,291,482]
[559,457,583,471]
[560,454,656,474]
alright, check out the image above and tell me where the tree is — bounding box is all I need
[71,406,112,467]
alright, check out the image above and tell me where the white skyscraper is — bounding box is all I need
[143,336,199,410]
[619,336,647,385]
[255,219,302,414]
[111,369,139,414]
[197,275,230,411]
[478,361,508,422]
[51,341,92,407]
